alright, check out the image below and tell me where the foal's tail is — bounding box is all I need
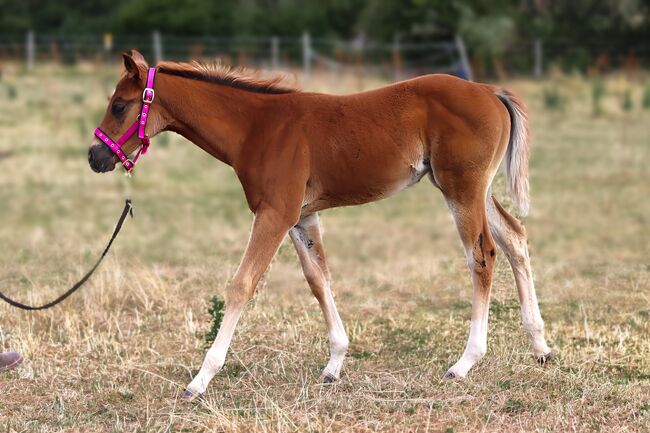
[494,88,531,217]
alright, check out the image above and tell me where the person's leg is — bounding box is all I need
[0,352,22,370]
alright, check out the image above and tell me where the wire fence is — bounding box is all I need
[1,32,648,81]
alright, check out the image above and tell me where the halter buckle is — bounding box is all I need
[142,88,155,103]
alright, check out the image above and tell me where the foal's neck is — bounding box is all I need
[156,73,264,165]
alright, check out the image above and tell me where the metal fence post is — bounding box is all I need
[455,35,473,81]
[26,31,35,70]
[153,31,163,63]
[534,38,544,78]
[353,32,366,90]
[392,34,402,82]
[302,32,311,77]
[271,36,279,70]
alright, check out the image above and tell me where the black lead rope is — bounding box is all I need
[0,199,134,311]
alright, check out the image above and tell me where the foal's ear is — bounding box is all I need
[131,49,147,64]
[122,51,148,81]
[122,52,141,80]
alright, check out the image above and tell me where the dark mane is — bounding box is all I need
[157,60,298,95]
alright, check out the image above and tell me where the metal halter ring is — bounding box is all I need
[142,88,155,103]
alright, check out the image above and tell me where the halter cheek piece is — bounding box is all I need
[94,67,157,172]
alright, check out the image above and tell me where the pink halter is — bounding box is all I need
[94,67,157,172]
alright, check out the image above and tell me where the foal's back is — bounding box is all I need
[287,74,511,213]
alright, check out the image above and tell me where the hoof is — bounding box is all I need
[537,352,553,365]
[322,372,338,384]
[442,371,457,381]
[182,389,204,402]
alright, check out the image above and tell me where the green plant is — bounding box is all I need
[158,131,171,147]
[204,295,225,348]
[622,89,633,112]
[6,84,17,100]
[642,87,650,110]
[543,86,564,111]
[497,380,511,390]
[504,398,526,413]
[71,92,85,104]
[77,117,87,138]
[591,80,605,116]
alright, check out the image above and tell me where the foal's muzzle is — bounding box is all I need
[88,143,116,173]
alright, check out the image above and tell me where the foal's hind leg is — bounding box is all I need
[487,196,552,362]
[442,193,497,379]
[289,213,349,382]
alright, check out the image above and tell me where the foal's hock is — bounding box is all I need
[89,50,552,401]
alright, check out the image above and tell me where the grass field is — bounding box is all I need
[1,64,649,432]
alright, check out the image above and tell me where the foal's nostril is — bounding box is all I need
[88,146,104,172]
[88,143,116,173]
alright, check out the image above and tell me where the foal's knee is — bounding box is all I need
[225,279,255,306]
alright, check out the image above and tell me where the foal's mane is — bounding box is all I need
[157,60,298,95]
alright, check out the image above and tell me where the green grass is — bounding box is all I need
[1,64,649,432]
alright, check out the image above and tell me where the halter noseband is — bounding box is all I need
[94,67,157,173]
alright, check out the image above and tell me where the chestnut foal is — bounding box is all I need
[89,51,552,401]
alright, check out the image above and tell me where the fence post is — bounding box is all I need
[271,36,279,70]
[392,34,403,82]
[353,32,366,90]
[302,31,311,77]
[26,31,35,71]
[153,30,163,63]
[455,35,473,81]
[534,38,543,78]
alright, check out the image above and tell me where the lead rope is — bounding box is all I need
[0,199,134,311]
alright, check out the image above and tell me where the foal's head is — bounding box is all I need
[88,50,162,173]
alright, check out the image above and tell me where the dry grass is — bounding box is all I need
[0,64,649,432]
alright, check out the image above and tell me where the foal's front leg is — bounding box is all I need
[183,208,294,401]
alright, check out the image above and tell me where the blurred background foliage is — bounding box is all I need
[0,0,649,78]
[1,0,648,46]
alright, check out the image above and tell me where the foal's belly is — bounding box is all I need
[301,152,431,214]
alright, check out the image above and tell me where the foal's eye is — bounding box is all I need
[111,101,127,116]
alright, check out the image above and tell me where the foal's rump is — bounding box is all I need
[411,74,530,215]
